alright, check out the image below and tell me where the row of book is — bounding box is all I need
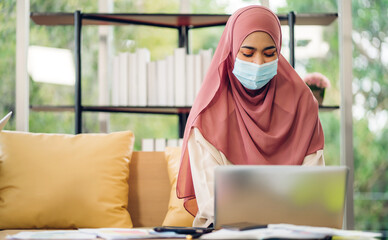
[111,48,213,107]
[141,138,183,151]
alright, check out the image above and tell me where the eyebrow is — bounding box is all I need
[263,46,276,51]
[241,46,255,50]
[240,45,276,51]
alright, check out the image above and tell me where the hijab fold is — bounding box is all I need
[177,5,325,216]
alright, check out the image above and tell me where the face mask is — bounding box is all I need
[232,58,278,90]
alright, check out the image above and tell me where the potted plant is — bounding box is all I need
[303,72,331,105]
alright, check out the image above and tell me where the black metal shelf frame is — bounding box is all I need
[30,11,338,136]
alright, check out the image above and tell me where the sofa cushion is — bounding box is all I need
[0,130,134,229]
[162,147,194,226]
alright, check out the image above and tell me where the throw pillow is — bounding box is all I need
[162,147,194,226]
[0,130,134,229]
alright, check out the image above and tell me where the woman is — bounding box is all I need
[177,5,325,227]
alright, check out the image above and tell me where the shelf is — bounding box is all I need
[284,13,338,25]
[30,12,338,28]
[30,13,229,28]
[83,106,191,115]
[318,105,340,112]
[30,105,191,115]
[30,105,75,112]
[31,105,338,113]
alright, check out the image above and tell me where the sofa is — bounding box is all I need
[0,130,194,239]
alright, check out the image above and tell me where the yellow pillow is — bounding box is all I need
[162,147,194,226]
[0,130,134,229]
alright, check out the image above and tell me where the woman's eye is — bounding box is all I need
[264,50,276,57]
[242,53,253,57]
[240,49,254,57]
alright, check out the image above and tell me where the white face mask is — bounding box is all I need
[232,58,278,90]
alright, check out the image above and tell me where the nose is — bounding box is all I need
[252,54,264,65]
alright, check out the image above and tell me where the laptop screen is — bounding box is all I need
[214,165,348,229]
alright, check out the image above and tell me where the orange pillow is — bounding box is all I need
[162,147,194,226]
[0,130,134,229]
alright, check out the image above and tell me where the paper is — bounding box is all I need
[6,230,97,240]
[200,224,382,240]
[6,228,189,240]
[79,228,186,239]
[271,224,382,239]
[200,228,326,239]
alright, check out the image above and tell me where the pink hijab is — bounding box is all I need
[177,5,324,216]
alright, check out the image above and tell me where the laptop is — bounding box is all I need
[0,111,12,131]
[214,165,348,229]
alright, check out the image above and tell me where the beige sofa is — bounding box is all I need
[0,151,184,240]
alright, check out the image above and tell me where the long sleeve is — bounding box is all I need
[187,128,232,227]
[187,128,325,227]
[302,150,325,166]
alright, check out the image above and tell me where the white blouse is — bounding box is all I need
[187,127,325,227]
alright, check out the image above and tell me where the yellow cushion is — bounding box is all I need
[162,147,194,226]
[0,130,134,229]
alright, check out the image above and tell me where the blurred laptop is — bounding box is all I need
[0,111,12,131]
[214,165,348,229]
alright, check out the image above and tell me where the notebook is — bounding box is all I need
[214,165,348,229]
[0,111,12,131]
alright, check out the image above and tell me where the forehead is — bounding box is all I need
[240,31,276,48]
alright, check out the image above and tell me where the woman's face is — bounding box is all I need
[236,31,277,65]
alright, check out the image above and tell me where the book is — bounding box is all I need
[166,55,175,106]
[136,48,150,106]
[128,52,138,106]
[147,61,157,106]
[110,47,212,108]
[156,59,168,106]
[111,55,120,105]
[119,52,128,106]
[186,54,195,106]
[167,139,179,147]
[174,48,186,106]
[155,138,167,151]
[141,138,154,151]
[200,49,213,83]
